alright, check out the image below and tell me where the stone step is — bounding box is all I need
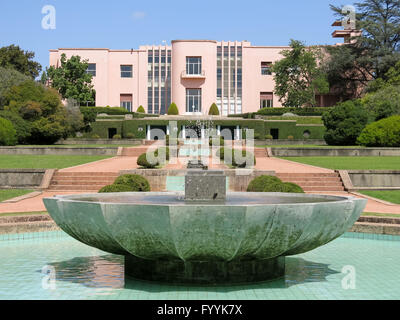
[277,173,339,178]
[302,186,345,191]
[50,180,114,186]
[53,172,118,177]
[50,177,117,182]
[350,222,400,236]
[120,147,149,156]
[284,182,344,187]
[279,177,342,182]
[47,185,103,191]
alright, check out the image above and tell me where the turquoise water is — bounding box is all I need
[1,231,400,300]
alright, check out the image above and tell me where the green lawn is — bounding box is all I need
[362,212,400,218]
[258,145,364,148]
[14,144,138,148]
[280,156,400,170]
[0,155,112,169]
[0,211,48,217]
[358,190,400,205]
[0,189,35,202]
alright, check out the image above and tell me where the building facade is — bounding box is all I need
[49,39,337,115]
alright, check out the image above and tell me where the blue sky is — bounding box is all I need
[0,0,346,73]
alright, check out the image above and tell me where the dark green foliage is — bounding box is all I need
[357,115,400,147]
[0,67,31,107]
[208,103,220,115]
[46,54,95,105]
[247,175,283,192]
[0,45,42,78]
[125,133,135,139]
[113,174,151,192]
[362,85,400,120]
[98,184,135,193]
[0,110,31,143]
[247,175,304,193]
[167,103,179,115]
[0,117,17,146]
[258,107,332,116]
[3,80,69,144]
[272,39,329,107]
[137,105,145,113]
[322,100,369,146]
[137,153,158,169]
[113,134,121,140]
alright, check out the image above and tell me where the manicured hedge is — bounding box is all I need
[99,174,151,193]
[247,175,304,193]
[258,107,333,116]
[357,115,400,147]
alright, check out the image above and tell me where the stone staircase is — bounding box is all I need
[254,148,268,158]
[276,172,345,192]
[120,147,149,157]
[47,172,118,192]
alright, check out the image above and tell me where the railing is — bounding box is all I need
[181,70,206,78]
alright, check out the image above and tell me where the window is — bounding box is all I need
[186,89,201,113]
[260,92,273,108]
[121,65,133,78]
[87,64,96,77]
[261,62,272,75]
[186,57,202,75]
[120,94,133,112]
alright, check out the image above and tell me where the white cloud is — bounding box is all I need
[132,11,146,20]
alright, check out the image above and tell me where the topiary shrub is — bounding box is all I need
[98,184,135,193]
[113,134,121,140]
[247,175,304,193]
[357,115,400,147]
[137,153,158,168]
[113,174,151,191]
[322,100,369,146]
[0,117,17,146]
[125,133,135,139]
[247,175,283,192]
[265,134,273,140]
[91,134,100,139]
[208,103,220,116]
[137,105,145,113]
[167,103,179,115]
[287,135,294,140]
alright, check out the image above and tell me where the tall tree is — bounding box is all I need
[272,40,329,108]
[0,45,42,79]
[325,0,400,98]
[46,54,96,106]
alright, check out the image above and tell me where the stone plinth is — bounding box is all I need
[185,170,226,202]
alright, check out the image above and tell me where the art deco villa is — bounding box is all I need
[49,22,354,116]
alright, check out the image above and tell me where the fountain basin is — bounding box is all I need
[43,192,366,284]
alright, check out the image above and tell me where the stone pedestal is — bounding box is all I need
[185,170,226,202]
[125,255,285,285]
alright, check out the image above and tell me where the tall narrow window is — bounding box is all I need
[87,64,96,77]
[120,94,133,112]
[186,57,202,75]
[261,62,272,75]
[186,89,202,113]
[260,92,273,108]
[121,65,133,78]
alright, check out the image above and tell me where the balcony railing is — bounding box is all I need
[181,70,206,79]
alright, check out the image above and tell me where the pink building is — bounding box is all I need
[49,40,335,115]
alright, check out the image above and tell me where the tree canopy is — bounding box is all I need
[46,54,96,106]
[324,0,400,98]
[0,45,42,79]
[272,40,329,108]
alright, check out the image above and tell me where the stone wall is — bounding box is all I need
[348,171,400,189]
[0,169,46,188]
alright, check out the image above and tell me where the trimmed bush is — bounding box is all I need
[258,107,333,117]
[113,134,121,140]
[208,103,220,116]
[137,105,145,113]
[247,175,283,192]
[137,153,158,168]
[113,174,151,192]
[125,133,135,139]
[247,175,304,193]
[357,115,400,147]
[91,134,100,139]
[322,100,369,146]
[167,103,179,115]
[0,117,17,146]
[99,184,134,193]
[265,134,273,140]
